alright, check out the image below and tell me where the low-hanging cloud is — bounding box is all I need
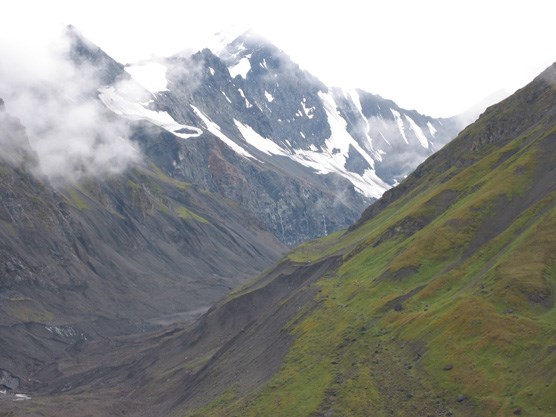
[364,115,431,184]
[0,28,140,184]
[165,52,205,95]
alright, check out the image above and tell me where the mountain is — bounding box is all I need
[88,29,464,246]
[0,100,286,400]
[0,26,467,406]
[11,62,554,416]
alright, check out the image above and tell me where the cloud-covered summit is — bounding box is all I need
[0,27,140,184]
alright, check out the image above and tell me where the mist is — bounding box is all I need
[363,114,431,185]
[165,51,208,95]
[0,28,140,184]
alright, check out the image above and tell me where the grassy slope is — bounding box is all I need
[187,68,556,417]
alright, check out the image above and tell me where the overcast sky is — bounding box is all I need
[2,0,554,117]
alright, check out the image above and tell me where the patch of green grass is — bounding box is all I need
[149,163,191,192]
[177,206,209,224]
[64,187,91,210]
[126,179,141,191]
[186,387,239,417]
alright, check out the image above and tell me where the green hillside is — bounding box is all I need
[187,64,556,417]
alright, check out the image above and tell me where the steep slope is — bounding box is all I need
[177,62,556,417]
[92,29,464,246]
[0,103,286,401]
[14,62,554,417]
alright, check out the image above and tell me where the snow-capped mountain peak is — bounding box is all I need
[72,28,464,245]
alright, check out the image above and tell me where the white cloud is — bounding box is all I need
[0,0,554,118]
[0,29,140,184]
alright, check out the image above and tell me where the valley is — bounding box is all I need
[1,24,554,417]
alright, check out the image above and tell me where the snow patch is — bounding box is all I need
[99,87,202,139]
[344,89,383,160]
[319,92,376,168]
[301,98,315,119]
[281,92,390,198]
[264,91,274,102]
[229,57,251,79]
[390,109,408,144]
[288,148,388,199]
[191,106,255,159]
[427,121,437,137]
[405,115,429,148]
[222,91,232,103]
[378,131,391,145]
[125,62,168,93]
[0,391,32,401]
[238,88,252,108]
[46,325,77,337]
[209,67,215,76]
[234,120,286,156]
